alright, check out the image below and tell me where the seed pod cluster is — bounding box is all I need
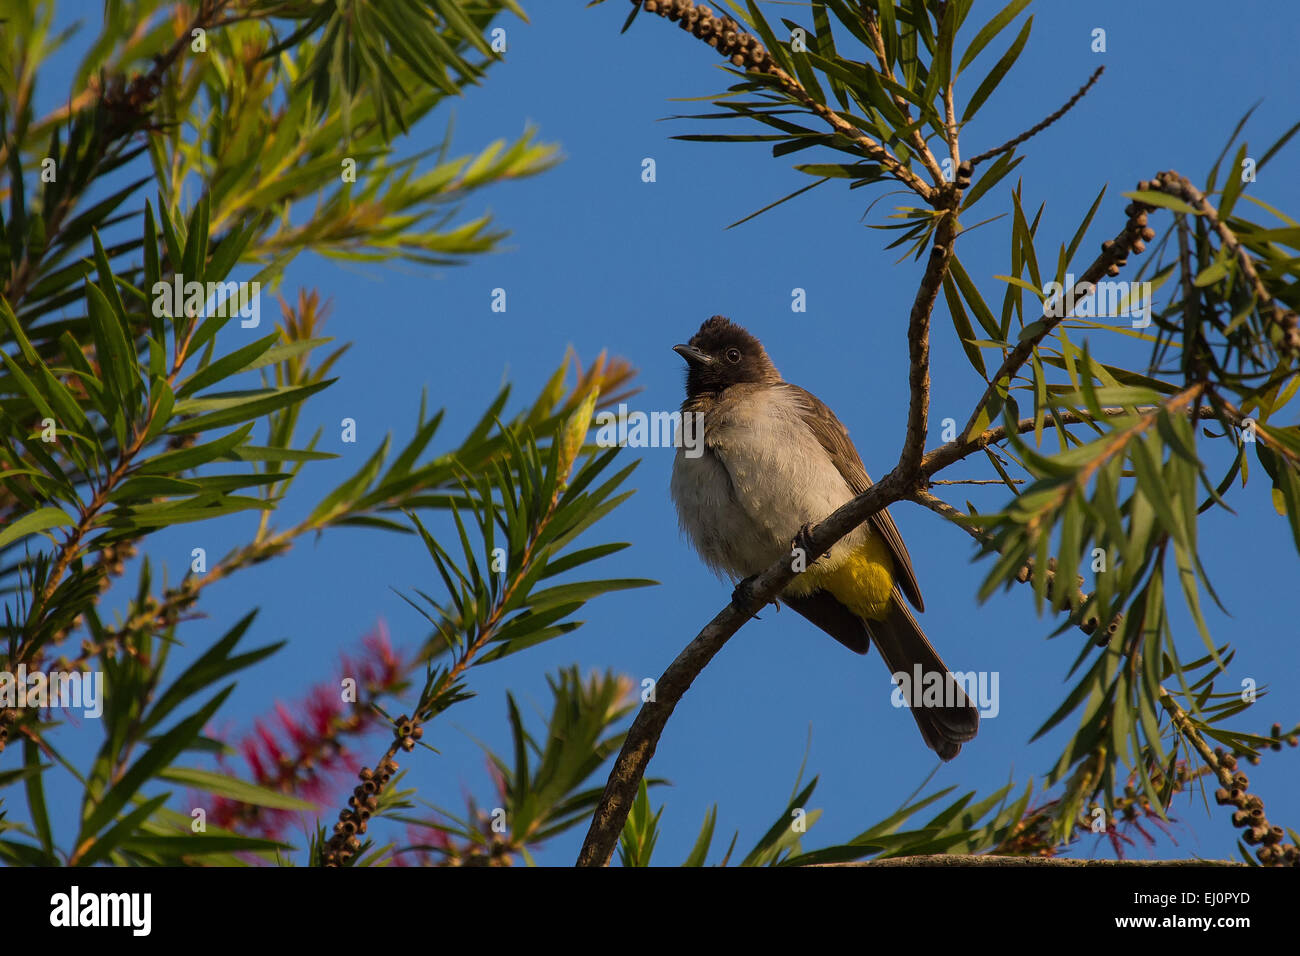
[1138,170,1299,355]
[638,0,773,73]
[1278,308,1300,355]
[322,757,400,867]
[395,713,424,752]
[1210,745,1298,866]
[1099,178,1163,277]
[955,160,972,190]
[1084,609,1124,646]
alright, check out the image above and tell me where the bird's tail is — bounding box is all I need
[866,594,980,761]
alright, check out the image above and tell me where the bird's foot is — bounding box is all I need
[731,574,763,617]
[792,522,816,562]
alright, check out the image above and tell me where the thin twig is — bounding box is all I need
[925,403,1220,478]
[861,6,946,185]
[929,478,1021,485]
[634,0,935,202]
[1155,171,1300,356]
[967,67,1104,167]
[957,197,1158,445]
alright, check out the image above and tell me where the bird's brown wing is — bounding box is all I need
[778,382,925,612]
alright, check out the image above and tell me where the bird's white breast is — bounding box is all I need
[670,387,861,580]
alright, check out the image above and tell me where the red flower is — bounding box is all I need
[201,620,405,843]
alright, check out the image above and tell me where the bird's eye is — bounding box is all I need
[725,348,742,364]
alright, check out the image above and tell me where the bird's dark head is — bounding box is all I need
[674,316,780,397]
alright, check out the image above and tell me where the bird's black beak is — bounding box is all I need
[673,344,713,368]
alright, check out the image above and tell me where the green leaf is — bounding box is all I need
[84,276,138,414]
[522,578,656,614]
[1121,190,1197,215]
[157,767,316,811]
[141,612,281,734]
[743,778,817,867]
[1218,143,1249,220]
[962,15,1032,122]
[957,0,1032,74]
[137,423,255,473]
[1272,459,1300,554]
[79,686,234,843]
[942,272,988,378]
[0,349,56,422]
[0,295,39,365]
[166,381,333,434]
[76,795,170,867]
[949,255,1001,338]
[780,842,880,866]
[123,833,289,857]
[175,332,283,399]
[23,739,55,861]
[1193,259,1230,287]
[223,445,338,463]
[0,506,76,550]
[962,150,1022,210]
[683,805,717,867]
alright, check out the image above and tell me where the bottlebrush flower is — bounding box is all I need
[203,621,405,842]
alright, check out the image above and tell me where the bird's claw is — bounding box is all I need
[792,522,816,560]
[731,574,758,609]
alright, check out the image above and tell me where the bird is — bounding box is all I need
[669,315,979,759]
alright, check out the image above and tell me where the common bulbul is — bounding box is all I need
[670,315,979,759]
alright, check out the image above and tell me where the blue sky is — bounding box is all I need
[20,0,1300,865]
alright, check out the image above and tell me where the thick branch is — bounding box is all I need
[576,470,910,866]
[899,219,957,473]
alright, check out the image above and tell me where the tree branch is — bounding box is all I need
[967,67,1104,167]
[924,403,1220,478]
[1152,170,1300,357]
[900,217,957,474]
[575,397,1201,866]
[957,193,1160,444]
[576,470,911,866]
[1161,690,1297,865]
[633,0,935,203]
[861,6,946,185]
